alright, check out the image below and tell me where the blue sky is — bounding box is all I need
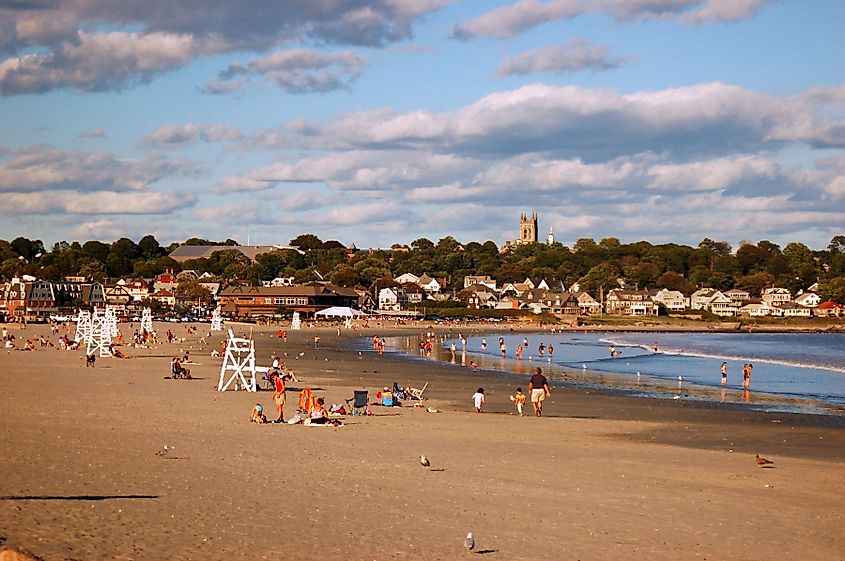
[0,0,843,250]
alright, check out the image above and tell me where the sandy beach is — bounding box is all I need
[1,320,843,560]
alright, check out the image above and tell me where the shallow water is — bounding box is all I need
[405,331,845,415]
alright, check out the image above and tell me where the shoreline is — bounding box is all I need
[1,321,843,560]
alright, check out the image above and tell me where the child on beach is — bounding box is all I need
[472,388,485,413]
[250,404,267,424]
[510,387,526,416]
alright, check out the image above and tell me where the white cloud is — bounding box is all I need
[145,123,243,147]
[451,0,772,39]
[0,147,197,192]
[451,0,583,39]
[1,190,195,215]
[0,31,219,94]
[498,38,631,75]
[217,49,366,94]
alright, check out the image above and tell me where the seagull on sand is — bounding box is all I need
[419,455,430,468]
[465,532,475,552]
[155,445,171,457]
[756,454,774,465]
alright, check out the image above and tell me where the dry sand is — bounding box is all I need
[0,321,843,560]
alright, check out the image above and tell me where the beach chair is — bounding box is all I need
[345,390,369,415]
[409,382,428,401]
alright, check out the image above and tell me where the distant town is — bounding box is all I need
[2,215,844,322]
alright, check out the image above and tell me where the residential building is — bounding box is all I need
[605,289,658,316]
[724,289,750,306]
[378,287,404,312]
[815,301,844,318]
[417,274,441,293]
[774,302,811,318]
[794,292,821,308]
[571,291,601,315]
[463,276,497,291]
[761,287,791,306]
[394,273,420,285]
[651,288,687,312]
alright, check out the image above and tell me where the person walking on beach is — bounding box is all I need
[481,338,487,351]
[511,387,526,417]
[472,388,485,413]
[721,361,727,386]
[528,367,552,417]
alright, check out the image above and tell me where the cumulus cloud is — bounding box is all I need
[498,38,631,75]
[0,0,441,94]
[216,49,365,94]
[277,82,842,160]
[0,147,198,192]
[145,123,243,147]
[1,190,196,215]
[0,31,217,95]
[451,0,772,39]
[451,0,583,39]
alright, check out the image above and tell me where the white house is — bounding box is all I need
[704,291,737,316]
[690,288,719,310]
[794,292,821,308]
[651,288,688,312]
[775,302,812,318]
[761,287,791,306]
[740,302,772,317]
[724,289,750,306]
[417,274,441,293]
[378,287,403,312]
[394,273,420,285]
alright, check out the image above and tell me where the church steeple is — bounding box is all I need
[547,227,554,245]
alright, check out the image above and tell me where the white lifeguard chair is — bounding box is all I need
[86,308,113,358]
[217,329,257,392]
[103,305,119,340]
[74,310,91,343]
[140,307,155,336]
[210,307,223,331]
[291,311,301,330]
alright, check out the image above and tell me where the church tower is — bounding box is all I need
[518,212,538,245]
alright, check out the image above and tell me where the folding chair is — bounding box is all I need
[410,382,428,401]
[345,390,369,415]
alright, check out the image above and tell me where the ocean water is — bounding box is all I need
[443,332,845,411]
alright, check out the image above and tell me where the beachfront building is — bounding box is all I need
[571,291,601,315]
[761,287,791,306]
[650,288,688,312]
[378,287,404,312]
[149,289,176,307]
[52,280,106,309]
[794,292,821,308]
[219,284,358,318]
[546,291,580,315]
[815,301,844,317]
[739,301,773,317]
[690,288,718,310]
[774,301,812,318]
[605,288,658,316]
[724,289,751,306]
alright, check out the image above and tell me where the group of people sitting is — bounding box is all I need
[170,357,191,379]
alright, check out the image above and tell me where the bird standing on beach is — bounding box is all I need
[465,532,475,552]
[756,454,774,465]
[419,455,430,468]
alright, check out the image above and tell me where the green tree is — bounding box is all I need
[579,262,621,296]
[138,235,164,259]
[290,234,323,251]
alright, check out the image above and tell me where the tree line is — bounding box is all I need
[2,234,845,303]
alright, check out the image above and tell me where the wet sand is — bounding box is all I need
[0,321,843,560]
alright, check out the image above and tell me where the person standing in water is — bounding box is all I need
[721,361,728,386]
